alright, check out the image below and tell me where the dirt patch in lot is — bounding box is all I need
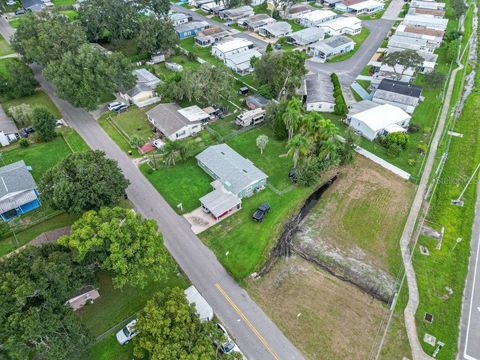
[294,156,415,276]
[249,257,387,360]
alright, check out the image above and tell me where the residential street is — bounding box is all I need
[33,65,305,360]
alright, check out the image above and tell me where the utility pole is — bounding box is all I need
[451,161,480,206]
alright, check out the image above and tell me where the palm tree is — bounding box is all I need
[282,97,303,140]
[287,134,311,168]
[162,140,182,167]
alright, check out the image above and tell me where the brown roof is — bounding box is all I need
[341,0,366,6]
[414,8,445,16]
[404,25,444,37]
[288,4,313,14]
[199,26,226,36]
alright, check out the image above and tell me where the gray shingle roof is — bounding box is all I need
[196,144,268,196]
[0,161,37,213]
[146,103,201,137]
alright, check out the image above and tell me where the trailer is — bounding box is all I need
[235,108,266,127]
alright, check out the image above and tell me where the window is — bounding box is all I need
[176,130,186,138]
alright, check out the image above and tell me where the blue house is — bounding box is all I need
[175,21,210,39]
[0,160,40,222]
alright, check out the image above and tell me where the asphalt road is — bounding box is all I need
[32,65,304,360]
[306,19,394,86]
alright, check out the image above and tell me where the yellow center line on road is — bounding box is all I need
[214,283,281,360]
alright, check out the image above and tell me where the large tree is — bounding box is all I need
[0,60,38,100]
[39,150,129,214]
[59,207,174,289]
[78,0,139,42]
[381,50,424,80]
[134,288,224,360]
[136,16,178,56]
[137,0,171,18]
[11,11,87,65]
[32,106,56,141]
[252,51,306,100]
[282,97,303,140]
[44,44,135,110]
[0,245,93,360]
[160,63,236,105]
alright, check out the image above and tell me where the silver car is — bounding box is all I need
[116,319,137,345]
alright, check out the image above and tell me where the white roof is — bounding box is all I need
[178,105,210,122]
[184,286,214,322]
[352,104,411,132]
[348,0,383,10]
[404,14,448,27]
[213,37,253,53]
[320,16,362,31]
[225,48,261,65]
[300,9,337,22]
[384,124,407,133]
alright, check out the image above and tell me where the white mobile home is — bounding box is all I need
[298,73,335,112]
[319,16,362,36]
[402,14,448,31]
[307,35,354,62]
[212,37,253,61]
[297,10,337,27]
[348,104,411,141]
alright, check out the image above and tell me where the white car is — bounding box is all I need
[6,0,16,5]
[152,138,165,150]
[116,319,137,345]
[107,101,125,111]
[215,323,245,357]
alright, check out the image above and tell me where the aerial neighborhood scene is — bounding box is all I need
[0,0,478,356]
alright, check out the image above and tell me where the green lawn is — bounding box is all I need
[2,90,62,119]
[150,55,200,81]
[98,108,154,157]
[83,335,133,360]
[0,58,16,77]
[52,0,76,5]
[58,9,78,20]
[211,15,226,23]
[414,94,480,360]
[0,133,89,256]
[140,158,213,213]
[77,271,189,336]
[327,27,370,63]
[0,34,13,57]
[199,127,315,281]
[8,17,25,29]
[180,37,224,66]
[286,19,305,32]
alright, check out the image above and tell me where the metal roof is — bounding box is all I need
[147,103,205,137]
[0,107,18,135]
[199,186,241,218]
[176,21,209,33]
[196,144,268,196]
[309,35,353,53]
[259,21,292,36]
[0,161,37,213]
[225,48,261,65]
[377,79,422,98]
[286,27,325,45]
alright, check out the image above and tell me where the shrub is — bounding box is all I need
[383,132,409,151]
[408,123,420,133]
[18,138,29,148]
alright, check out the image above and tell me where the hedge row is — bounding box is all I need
[331,73,347,116]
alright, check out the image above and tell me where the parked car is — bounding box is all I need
[252,203,270,222]
[214,323,236,354]
[152,138,165,150]
[107,101,125,111]
[14,7,26,15]
[113,104,128,113]
[116,319,137,345]
[24,127,35,134]
[18,129,29,138]
[6,0,16,6]
[238,86,249,95]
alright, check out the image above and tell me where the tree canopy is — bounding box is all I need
[12,11,87,65]
[59,207,174,289]
[381,50,424,80]
[0,60,38,100]
[159,63,236,105]
[137,0,171,18]
[32,106,56,141]
[136,16,178,56]
[0,245,93,360]
[39,150,129,214]
[252,51,307,100]
[78,0,140,42]
[44,44,135,110]
[134,288,223,359]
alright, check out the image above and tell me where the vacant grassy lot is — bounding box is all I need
[2,90,62,119]
[248,257,410,360]
[0,34,13,56]
[151,55,200,81]
[180,37,224,66]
